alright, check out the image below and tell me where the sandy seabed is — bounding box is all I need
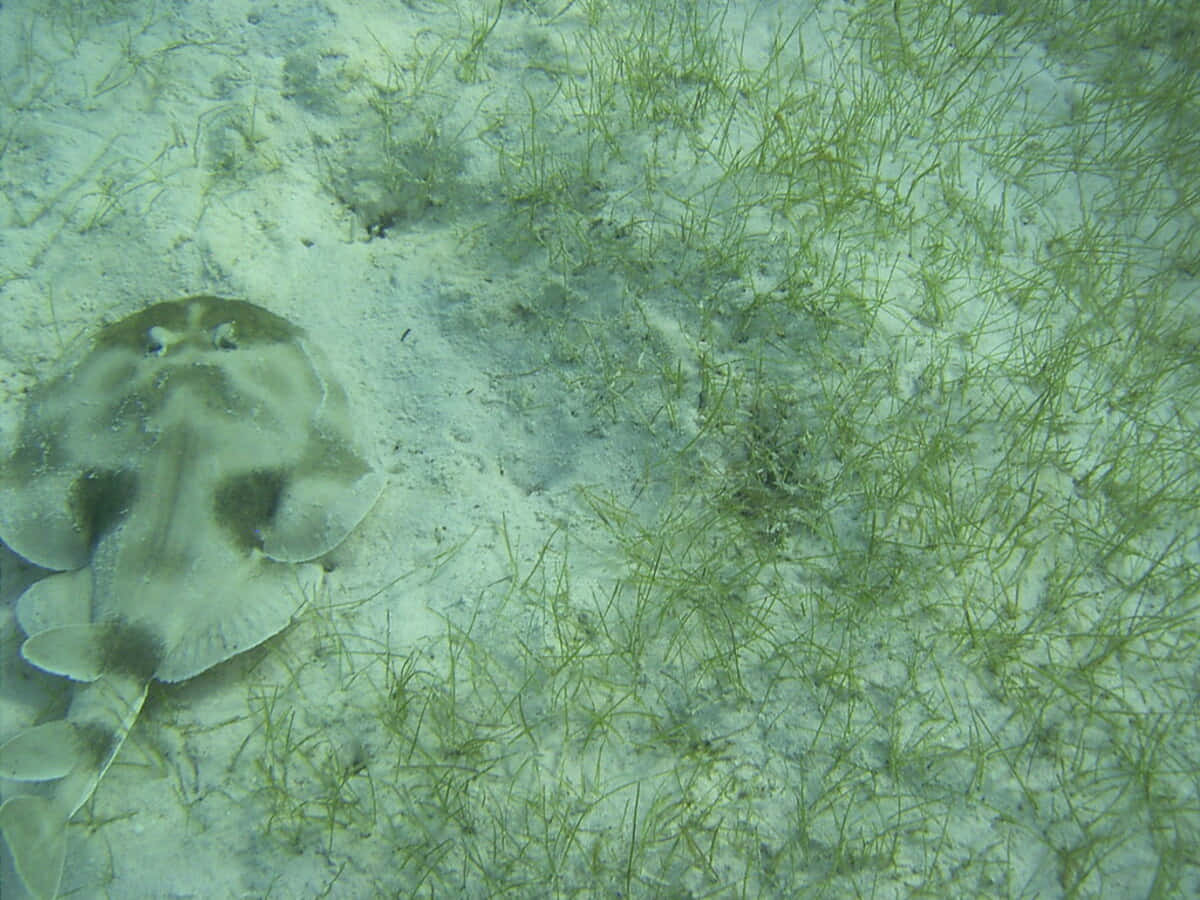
[1,1,1197,898]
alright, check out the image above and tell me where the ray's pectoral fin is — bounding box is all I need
[261,466,385,564]
[0,472,94,574]
[0,622,158,900]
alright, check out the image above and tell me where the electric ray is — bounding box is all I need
[0,296,383,899]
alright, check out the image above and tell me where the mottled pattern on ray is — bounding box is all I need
[0,297,382,899]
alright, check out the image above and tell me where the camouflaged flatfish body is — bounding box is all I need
[0,297,383,899]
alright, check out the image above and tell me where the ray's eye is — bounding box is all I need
[211,321,238,350]
[146,326,171,356]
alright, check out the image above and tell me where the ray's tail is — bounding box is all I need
[0,621,153,899]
